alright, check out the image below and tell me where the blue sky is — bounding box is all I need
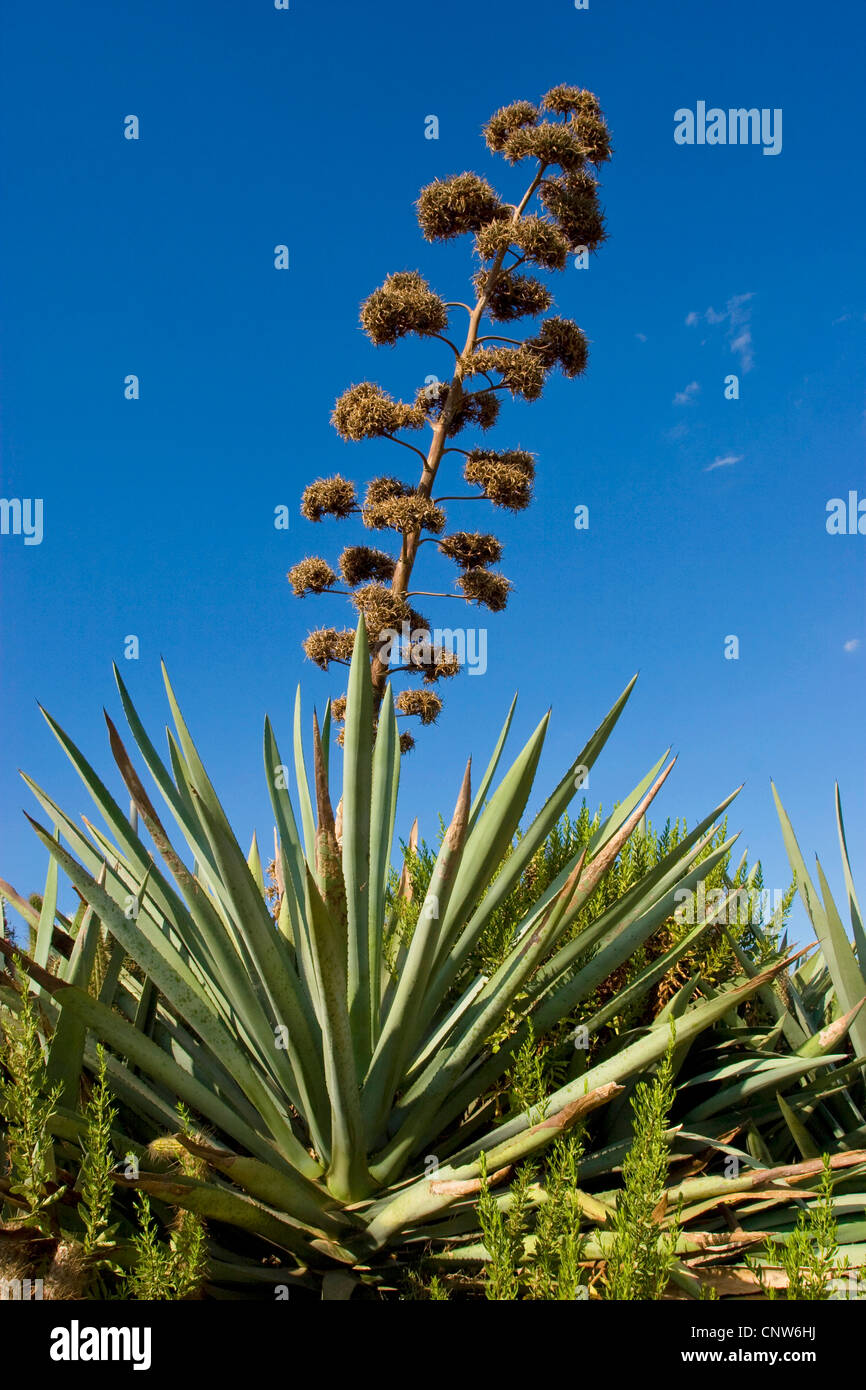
[1,0,864,943]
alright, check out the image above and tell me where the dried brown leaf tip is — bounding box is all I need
[395,689,443,726]
[287,557,337,596]
[360,271,448,347]
[301,475,357,522]
[416,173,507,241]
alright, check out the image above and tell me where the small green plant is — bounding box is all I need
[124,1113,209,1301]
[751,1156,848,1300]
[508,1020,549,1119]
[478,1150,535,1300]
[601,1031,680,1300]
[526,1131,586,1300]
[77,1045,118,1260]
[0,971,62,1233]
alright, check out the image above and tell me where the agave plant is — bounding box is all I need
[0,622,839,1291]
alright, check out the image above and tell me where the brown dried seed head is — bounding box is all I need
[416,382,501,436]
[458,568,512,612]
[416,173,507,241]
[360,270,449,347]
[528,316,589,377]
[395,689,444,725]
[363,491,446,536]
[287,557,338,596]
[330,695,347,723]
[439,531,503,568]
[539,172,606,252]
[503,122,588,172]
[338,545,396,585]
[332,382,425,441]
[399,731,416,754]
[473,268,552,323]
[473,345,547,401]
[484,100,540,152]
[464,449,535,510]
[303,627,356,670]
[541,85,600,117]
[301,475,357,521]
[351,582,411,635]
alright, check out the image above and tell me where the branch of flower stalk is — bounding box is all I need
[369,163,549,709]
[382,433,429,463]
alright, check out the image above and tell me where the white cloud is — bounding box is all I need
[686,293,755,372]
[673,380,700,405]
[844,639,860,653]
[704,454,742,472]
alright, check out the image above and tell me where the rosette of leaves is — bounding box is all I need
[2,629,834,1296]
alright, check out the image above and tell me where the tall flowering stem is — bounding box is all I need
[289,86,612,745]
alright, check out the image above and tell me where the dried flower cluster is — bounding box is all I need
[288,84,611,742]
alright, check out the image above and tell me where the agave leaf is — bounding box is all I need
[467,693,517,833]
[46,881,105,1104]
[681,1054,847,1125]
[776,1091,821,1159]
[362,762,472,1144]
[814,857,866,1061]
[115,1171,319,1260]
[247,832,264,895]
[836,784,866,964]
[177,1137,352,1237]
[367,684,400,1044]
[773,783,866,1064]
[435,677,639,990]
[263,716,319,1005]
[32,840,59,994]
[0,935,318,1178]
[420,709,550,1014]
[366,1083,621,1246]
[293,686,316,862]
[22,816,322,1168]
[341,617,375,1061]
[302,866,370,1202]
[188,787,329,1152]
[447,958,797,1173]
[515,788,743,1001]
[797,997,866,1058]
